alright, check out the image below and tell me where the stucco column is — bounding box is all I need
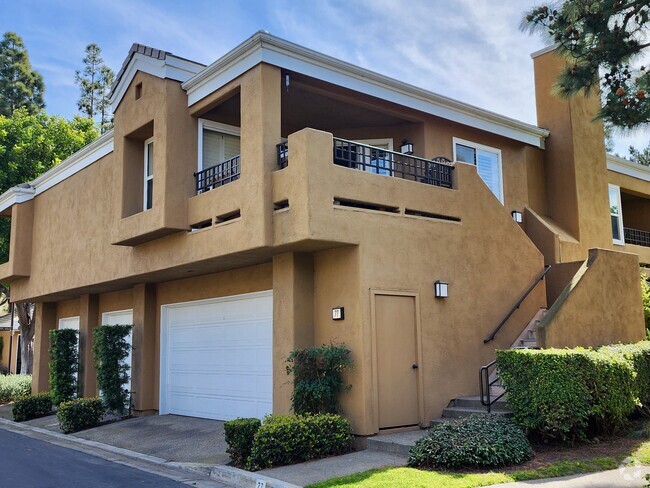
[131,283,156,414]
[240,64,282,248]
[272,252,314,414]
[79,294,99,397]
[31,302,57,394]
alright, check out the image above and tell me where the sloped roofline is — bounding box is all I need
[607,153,650,182]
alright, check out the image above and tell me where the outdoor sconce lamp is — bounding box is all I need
[434,280,449,298]
[400,140,414,155]
[512,210,523,224]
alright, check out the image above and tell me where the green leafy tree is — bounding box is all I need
[523,1,650,129]
[630,143,650,165]
[0,108,98,373]
[0,32,45,116]
[75,44,115,132]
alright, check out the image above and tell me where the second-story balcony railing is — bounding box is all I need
[194,155,241,193]
[276,137,454,189]
[624,227,650,247]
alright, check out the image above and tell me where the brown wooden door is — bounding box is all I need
[375,294,420,429]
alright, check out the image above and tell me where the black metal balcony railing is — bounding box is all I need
[194,155,241,193]
[624,227,650,247]
[333,138,454,188]
[277,142,288,169]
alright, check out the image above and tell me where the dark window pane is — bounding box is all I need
[611,215,620,240]
[146,179,153,210]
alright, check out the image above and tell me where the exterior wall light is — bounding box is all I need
[512,211,523,223]
[401,140,414,155]
[434,280,449,298]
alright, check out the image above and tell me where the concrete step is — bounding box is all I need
[519,339,537,348]
[441,406,513,420]
[452,396,510,411]
[366,429,428,456]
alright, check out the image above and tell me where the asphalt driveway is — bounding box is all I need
[73,414,229,464]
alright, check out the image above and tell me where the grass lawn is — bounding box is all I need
[308,429,650,488]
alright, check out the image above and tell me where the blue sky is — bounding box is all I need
[1,0,648,155]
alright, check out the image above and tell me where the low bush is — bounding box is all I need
[224,418,262,468]
[285,343,353,415]
[0,374,32,403]
[57,397,104,434]
[247,414,353,470]
[600,342,650,414]
[12,392,53,421]
[408,414,532,469]
[497,347,638,442]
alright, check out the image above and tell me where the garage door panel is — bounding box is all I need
[161,291,273,421]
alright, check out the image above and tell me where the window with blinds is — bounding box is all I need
[201,128,240,170]
[454,139,503,203]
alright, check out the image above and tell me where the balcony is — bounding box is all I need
[277,137,453,189]
[194,155,241,193]
[624,227,650,247]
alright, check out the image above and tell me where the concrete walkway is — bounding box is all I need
[486,466,650,487]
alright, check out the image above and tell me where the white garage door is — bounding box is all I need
[160,291,273,421]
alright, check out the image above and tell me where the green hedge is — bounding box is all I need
[496,345,648,442]
[247,414,353,470]
[57,397,104,434]
[224,418,261,468]
[49,328,79,406]
[0,374,32,403]
[93,324,132,415]
[12,392,53,421]
[408,414,532,469]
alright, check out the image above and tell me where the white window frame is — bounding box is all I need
[354,138,394,175]
[197,119,241,172]
[609,183,625,246]
[143,137,154,211]
[452,137,504,204]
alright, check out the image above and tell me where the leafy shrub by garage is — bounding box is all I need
[49,328,79,406]
[247,414,353,471]
[408,414,532,469]
[93,324,133,415]
[57,397,105,434]
[285,343,353,415]
[497,347,637,442]
[224,418,261,468]
[12,392,53,421]
[0,374,32,403]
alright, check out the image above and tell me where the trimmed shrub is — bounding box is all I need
[641,274,650,332]
[12,392,53,421]
[600,341,650,414]
[285,343,353,414]
[497,347,637,442]
[224,418,261,467]
[0,374,32,403]
[408,414,532,469]
[93,324,133,415]
[247,414,353,470]
[49,328,79,406]
[57,397,105,434]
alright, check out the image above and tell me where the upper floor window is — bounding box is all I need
[609,184,624,245]
[453,138,503,203]
[144,137,153,210]
[198,119,240,171]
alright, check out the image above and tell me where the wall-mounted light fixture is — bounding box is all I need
[434,280,449,298]
[400,140,414,155]
[511,210,523,224]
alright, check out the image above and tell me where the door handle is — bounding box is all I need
[412,363,419,369]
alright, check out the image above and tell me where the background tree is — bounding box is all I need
[0,32,44,116]
[75,43,114,133]
[629,143,650,165]
[523,1,649,129]
[0,108,98,372]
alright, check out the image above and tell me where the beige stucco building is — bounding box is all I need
[0,33,646,435]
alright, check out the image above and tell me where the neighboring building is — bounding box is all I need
[0,309,21,374]
[0,33,645,435]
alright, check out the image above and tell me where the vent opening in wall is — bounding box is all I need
[333,198,399,214]
[216,209,241,224]
[404,209,461,222]
[135,83,142,100]
[274,200,289,211]
[189,219,212,231]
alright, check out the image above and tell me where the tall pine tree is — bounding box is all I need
[0,32,45,116]
[75,43,115,132]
